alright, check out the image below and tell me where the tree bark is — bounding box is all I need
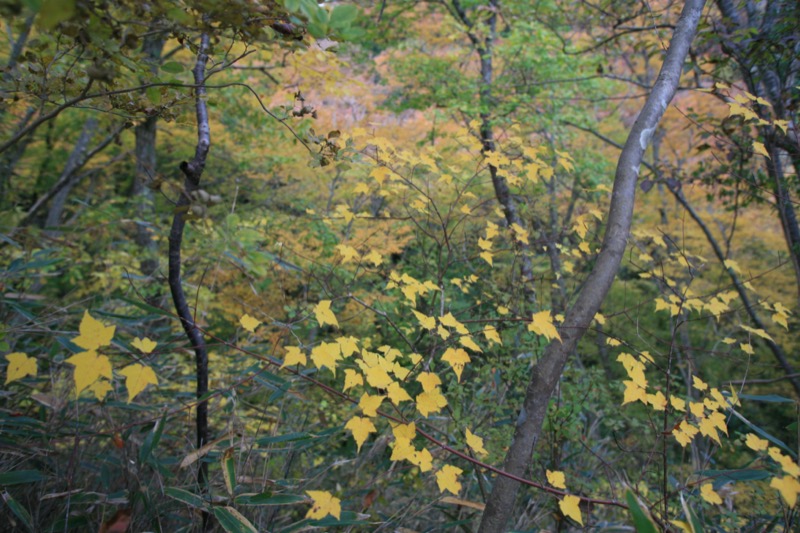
[478,2,705,531]
[166,31,211,529]
[133,33,165,277]
[44,118,99,229]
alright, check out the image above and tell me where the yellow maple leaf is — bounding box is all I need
[559,495,583,525]
[363,249,383,266]
[336,244,359,263]
[416,388,447,417]
[692,375,708,391]
[442,347,471,382]
[698,417,722,445]
[674,421,699,447]
[417,372,442,392]
[752,141,770,158]
[363,365,393,389]
[510,223,529,245]
[411,447,433,472]
[345,416,376,452]
[528,310,561,342]
[647,391,667,411]
[72,311,115,351]
[740,324,773,342]
[387,381,412,405]
[119,363,158,403]
[594,312,606,325]
[440,313,469,334]
[670,396,686,412]
[770,475,800,508]
[87,379,112,401]
[281,346,307,368]
[546,470,566,489]
[745,433,769,451]
[436,465,463,495]
[480,251,493,265]
[343,369,363,392]
[313,300,339,328]
[336,336,359,357]
[391,436,415,462]
[465,428,488,456]
[306,490,341,519]
[740,343,754,355]
[65,350,112,396]
[412,310,436,330]
[392,422,416,441]
[239,314,260,333]
[459,335,482,353]
[689,401,705,418]
[700,483,722,505]
[769,448,800,477]
[482,325,502,345]
[622,380,647,405]
[773,312,789,330]
[358,393,385,417]
[310,342,341,375]
[131,337,157,354]
[5,352,37,384]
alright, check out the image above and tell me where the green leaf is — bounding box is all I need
[697,469,771,484]
[37,0,75,29]
[234,493,306,506]
[139,414,166,464]
[738,393,795,403]
[146,87,162,105]
[1,490,34,532]
[221,448,236,497]
[329,5,358,29]
[307,22,328,40]
[161,61,185,74]
[0,470,46,486]
[625,491,658,533]
[213,506,258,533]
[165,487,207,509]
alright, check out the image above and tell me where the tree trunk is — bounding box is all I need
[166,30,211,531]
[133,33,165,277]
[478,2,705,530]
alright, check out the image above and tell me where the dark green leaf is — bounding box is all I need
[213,506,257,533]
[2,491,34,532]
[234,493,306,506]
[164,487,207,509]
[625,491,658,533]
[0,470,47,486]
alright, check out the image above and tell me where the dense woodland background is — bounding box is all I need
[1,0,800,531]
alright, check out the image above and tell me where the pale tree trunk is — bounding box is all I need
[477,1,706,530]
[133,33,165,276]
[45,118,99,230]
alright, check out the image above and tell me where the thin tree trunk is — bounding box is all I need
[166,30,211,531]
[478,2,705,530]
[451,0,537,308]
[44,118,99,230]
[669,185,800,397]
